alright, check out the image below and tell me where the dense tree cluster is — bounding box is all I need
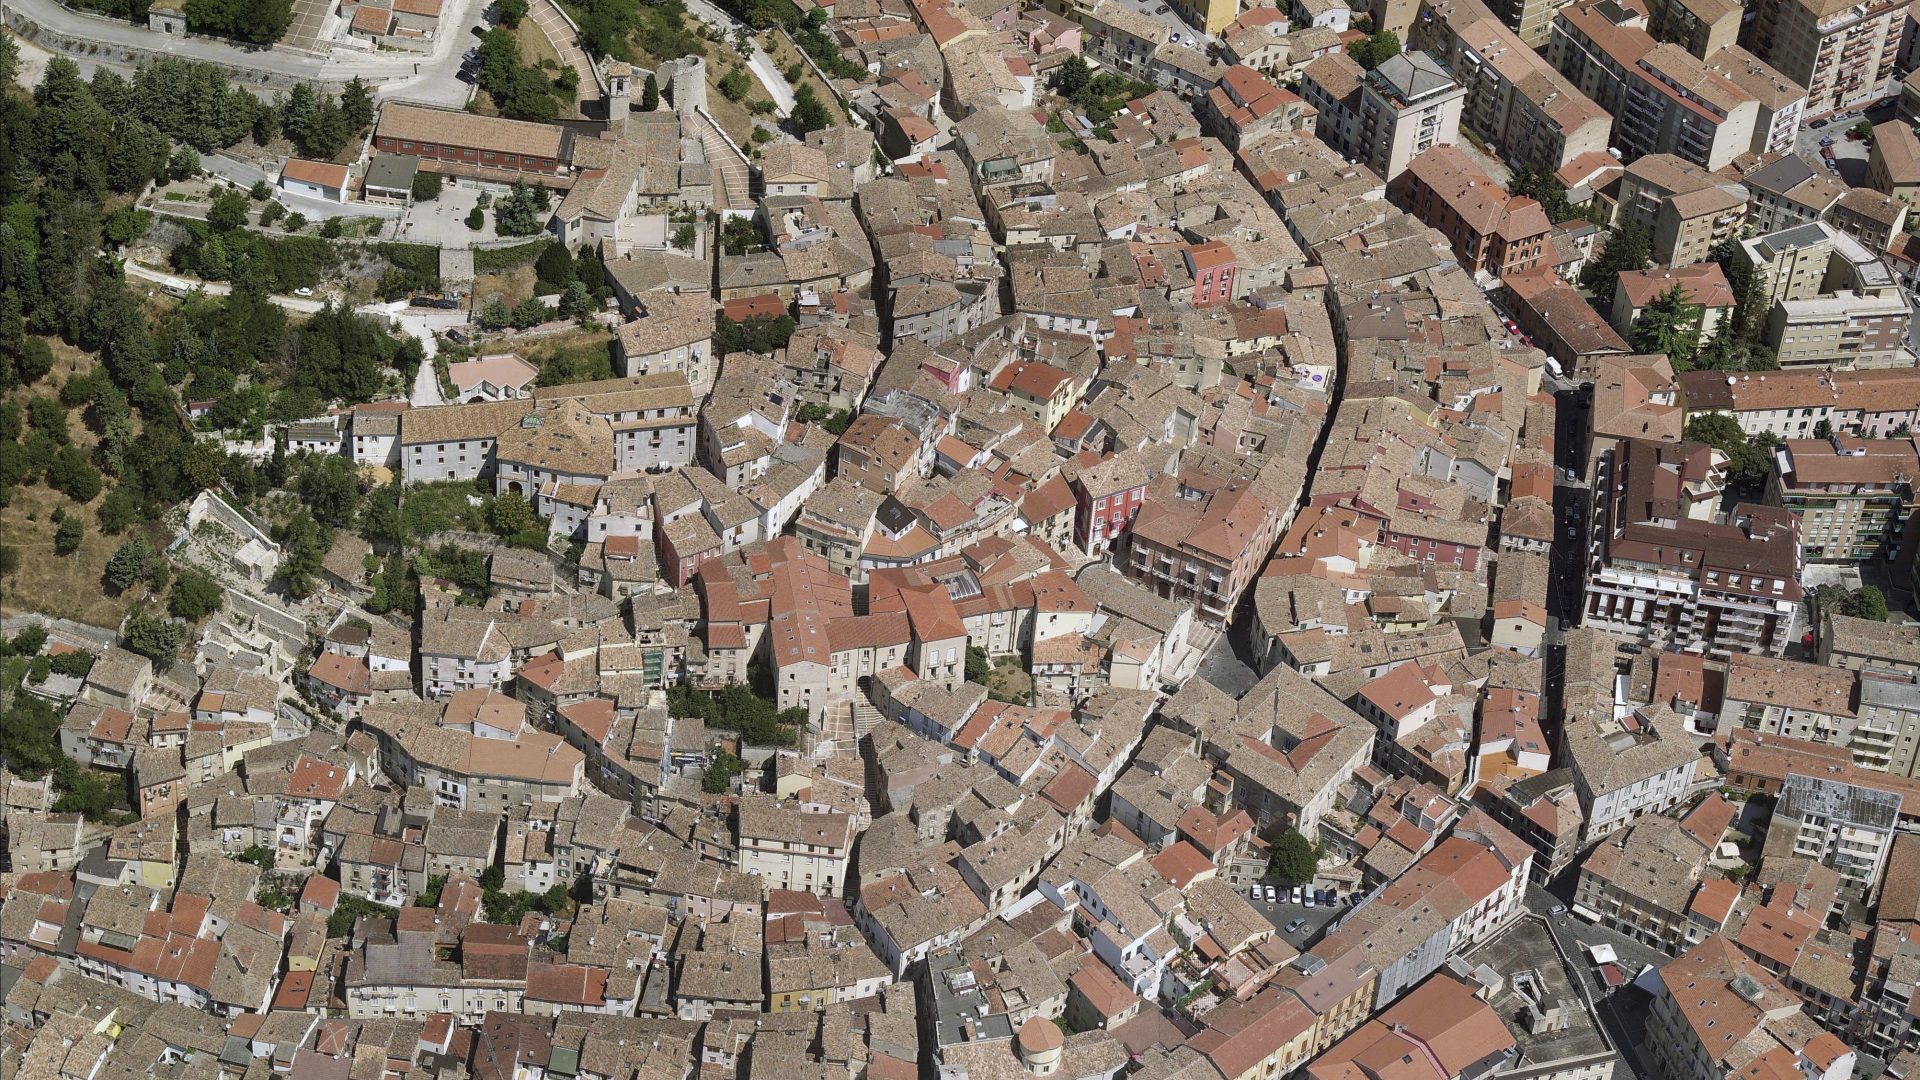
[714,312,795,357]
[667,682,804,747]
[183,0,293,44]
[476,28,566,123]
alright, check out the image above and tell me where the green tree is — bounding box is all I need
[703,750,747,793]
[169,144,202,180]
[965,645,990,683]
[298,454,362,528]
[1685,414,1775,489]
[208,189,251,232]
[642,73,660,111]
[55,516,84,555]
[1578,221,1652,306]
[466,206,486,230]
[327,896,397,938]
[1268,829,1321,883]
[479,296,514,329]
[490,492,538,537]
[1346,29,1400,70]
[790,84,831,132]
[106,538,156,591]
[1050,54,1091,99]
[1817,584,1891,622]
[494,182,552,236]
[718,67,753,102]
[672,222,698,250]
[169,567,224,620]
[721,215,764,255]
[1628,285,1704,368]
[536,242,576,288]
[559,281,594,321]
[183,0,292,44]
[124,607,185,662]
[341,77,376,130]
[411,170,443,202]
[496,0,529,24]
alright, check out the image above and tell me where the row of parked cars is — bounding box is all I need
[1251,883,1351,907]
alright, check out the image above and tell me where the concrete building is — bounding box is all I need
[1548,0,1761,171]
[1775,771,1902,897]
[1744,0,1906,119]
[1767,436,1920,563]
[1676,368,1920,440]
[1584,438,1804,658]
[1304,50,1469,181]
[1410,0,1613,173]
[1613,153,1749,266]
[1646,936,1856,1080]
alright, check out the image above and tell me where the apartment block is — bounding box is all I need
[1745,0,1906,119]
[1411,0,1613,173]
[1677,368,1920,440]
[1773,771,1902,897]
[1767,436,1920,563]
[1584,438,1805,658]
[1548,0,1760,171]
[1303,50,1469,181]
[1614,153,1748,266]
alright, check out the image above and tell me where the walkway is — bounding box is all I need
[694,109,756,210]
[681,0,796,115]
[526,0,602,106]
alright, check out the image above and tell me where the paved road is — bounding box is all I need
[8,0,487,100]
[683,0,797,115]
[123,259,328,314]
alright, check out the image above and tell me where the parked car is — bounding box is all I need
[445,328,469,344]
[1810,118,1829,128]
[1820,136,1835,147]
[1549,904,1568,918]
[1316,889,1330,905]
[1284,917,1307,934]
[1303,891,1315,908]
[1290,885,1304,904]
[293,286,314,297]
[1263,885,1277,903]
[457,69,477,84]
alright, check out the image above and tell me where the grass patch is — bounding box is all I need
[398,480,491,542]
[473,264,540,310]
[0,483,159,630]
[766,34,842,125]
[986,657,1032,705]
[474,238,552,274]
[526,327,618,386]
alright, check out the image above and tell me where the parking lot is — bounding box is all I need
[1795,100,1894,187]
[1244,884,1353,951]
[392,179,497,248]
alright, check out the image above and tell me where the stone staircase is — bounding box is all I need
[693,107,758,211]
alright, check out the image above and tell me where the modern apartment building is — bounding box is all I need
[1767,436,1919,563]
[1584,438,1805,658]
[1410,0,1612,173]
[1547,0,1760,171]
[1745,0,1906,119]
[1390,146,1553,279]
[1775,771,1902,896]
[1614,153,1748,266]
[1302,50,1469,181]
[1740,221,1912,368]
